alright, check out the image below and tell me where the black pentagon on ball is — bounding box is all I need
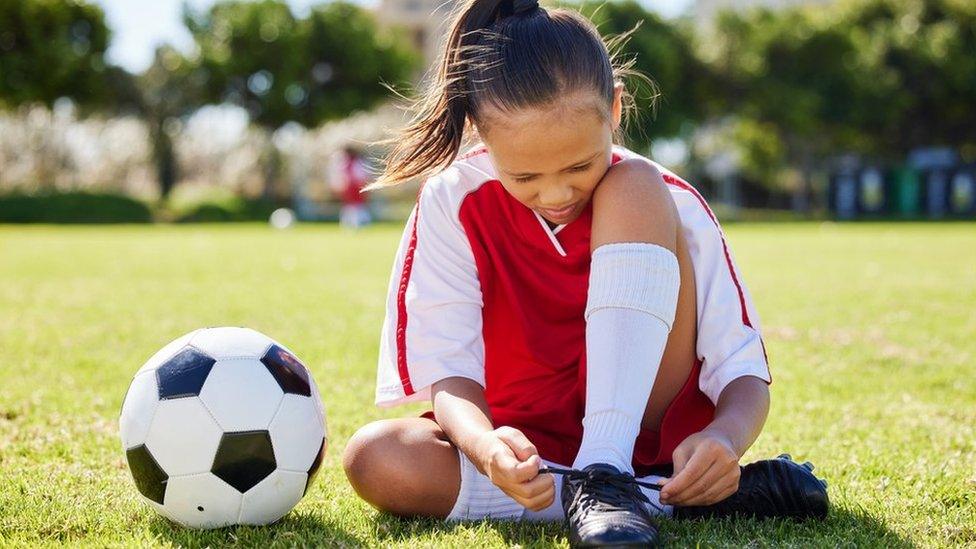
[156,347,216,400]
[126,445,168,504]
[304,437,326,496]
[261,345,311,396]
[211,430,277,493]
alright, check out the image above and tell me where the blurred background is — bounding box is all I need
[1,0,974,224]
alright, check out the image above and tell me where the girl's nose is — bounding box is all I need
[538,186,574,208]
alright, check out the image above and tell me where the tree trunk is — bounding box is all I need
[151,117,178,199]
[262,136,282,203]
[788,136,813,214]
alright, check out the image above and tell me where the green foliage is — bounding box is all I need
[183,0,420,130]
[839,0,976,155]
[570,0,708,146]
[703,0,976,185]
[0,0,111,109]
[0,192,152,223]
[172,197,276,223]
[0,223,974,546]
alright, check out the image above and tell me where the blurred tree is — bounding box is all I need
[702,0,976,207]
[183,0,420,199]
[137,47,206,198]
[704,7,893,207]
[0,0,116,189]
[571,0,710,149]
[0,0,111,110]
[842,0,976,158]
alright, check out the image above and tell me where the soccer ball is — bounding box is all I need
[119,327,327,529]
[269,208,296,229]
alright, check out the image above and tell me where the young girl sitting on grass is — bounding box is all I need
[343,0,828,546]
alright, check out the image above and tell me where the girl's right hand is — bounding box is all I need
[472,426,555,511]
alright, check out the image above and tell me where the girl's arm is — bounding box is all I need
[660,376,770,506]
[432,377,555,512]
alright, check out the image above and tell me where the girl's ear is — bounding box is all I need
[611,82,624,131]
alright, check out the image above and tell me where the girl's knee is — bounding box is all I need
[343,420,415,491]
[342,419,458,516]
[591,159,678,250]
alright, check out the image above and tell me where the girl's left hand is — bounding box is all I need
[659,430,741,506]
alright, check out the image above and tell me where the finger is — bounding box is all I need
[661,449,714,501]
[517,474,556,511]
[684,477,738,507]
[670,443,694,476]
[490,446,524,483]
[512,469,555,500]
[522,489,556,512]
[668,460,733,505]
[666,461,723,504]
[512,454,542,482]
[506,467,551,501]
[496,428,539,461]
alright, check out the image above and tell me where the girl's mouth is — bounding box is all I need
[538,202,579,223]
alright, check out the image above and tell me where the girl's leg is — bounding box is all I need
[572,160,685,472]
[343,417,671,522]
[343,417,524,520]
[342,417,460,517]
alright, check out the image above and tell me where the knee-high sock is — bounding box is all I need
[572,243,680,474]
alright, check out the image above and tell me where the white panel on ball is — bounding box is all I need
[163,473,243,529]
[119,370,159,449]
[190,327,275,360]
[144,398,223,477]
[137,330,201,375]
[269,394,325,472]
[238,470,308,525]
[199,359,284,432]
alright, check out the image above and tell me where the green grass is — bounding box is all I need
[1,222,974,548]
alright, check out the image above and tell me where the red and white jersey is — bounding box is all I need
[374,144,771,471]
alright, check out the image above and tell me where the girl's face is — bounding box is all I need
[477,85,624,226]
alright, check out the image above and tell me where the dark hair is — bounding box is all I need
[371,0,649,188]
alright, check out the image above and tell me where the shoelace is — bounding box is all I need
[540,467,664,492]
[540,467,665,517]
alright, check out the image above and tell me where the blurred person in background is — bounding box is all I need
[331,145,373,229]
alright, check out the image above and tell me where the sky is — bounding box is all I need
[93,0,695,74]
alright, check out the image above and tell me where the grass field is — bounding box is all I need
[1,221,974,548]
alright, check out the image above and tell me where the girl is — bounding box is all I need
[343,1,828,546]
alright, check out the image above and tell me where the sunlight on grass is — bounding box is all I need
[1,222,973,547]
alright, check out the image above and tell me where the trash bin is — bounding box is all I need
[858,167,886,215]
[949,166,975,217]
[924,169,950,219]
[831,171,858,220]
[890,166,921,217]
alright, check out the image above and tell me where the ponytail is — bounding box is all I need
[370,0,646,189]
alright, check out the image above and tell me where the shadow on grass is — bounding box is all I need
[659,504,913,548]
[369,503,911,548]
[148,510,367,548]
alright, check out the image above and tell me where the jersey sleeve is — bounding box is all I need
[374,171,485,407]
[674,184,771,405]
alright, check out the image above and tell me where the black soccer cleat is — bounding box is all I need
[558,463,660,548]
[673,454,829,521]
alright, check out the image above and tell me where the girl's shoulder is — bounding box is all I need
[415,145,499,220]
[610,145,723,233]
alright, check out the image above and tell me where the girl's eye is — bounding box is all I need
[513,164,589,183]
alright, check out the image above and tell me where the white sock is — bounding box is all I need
[572,243,680,474]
